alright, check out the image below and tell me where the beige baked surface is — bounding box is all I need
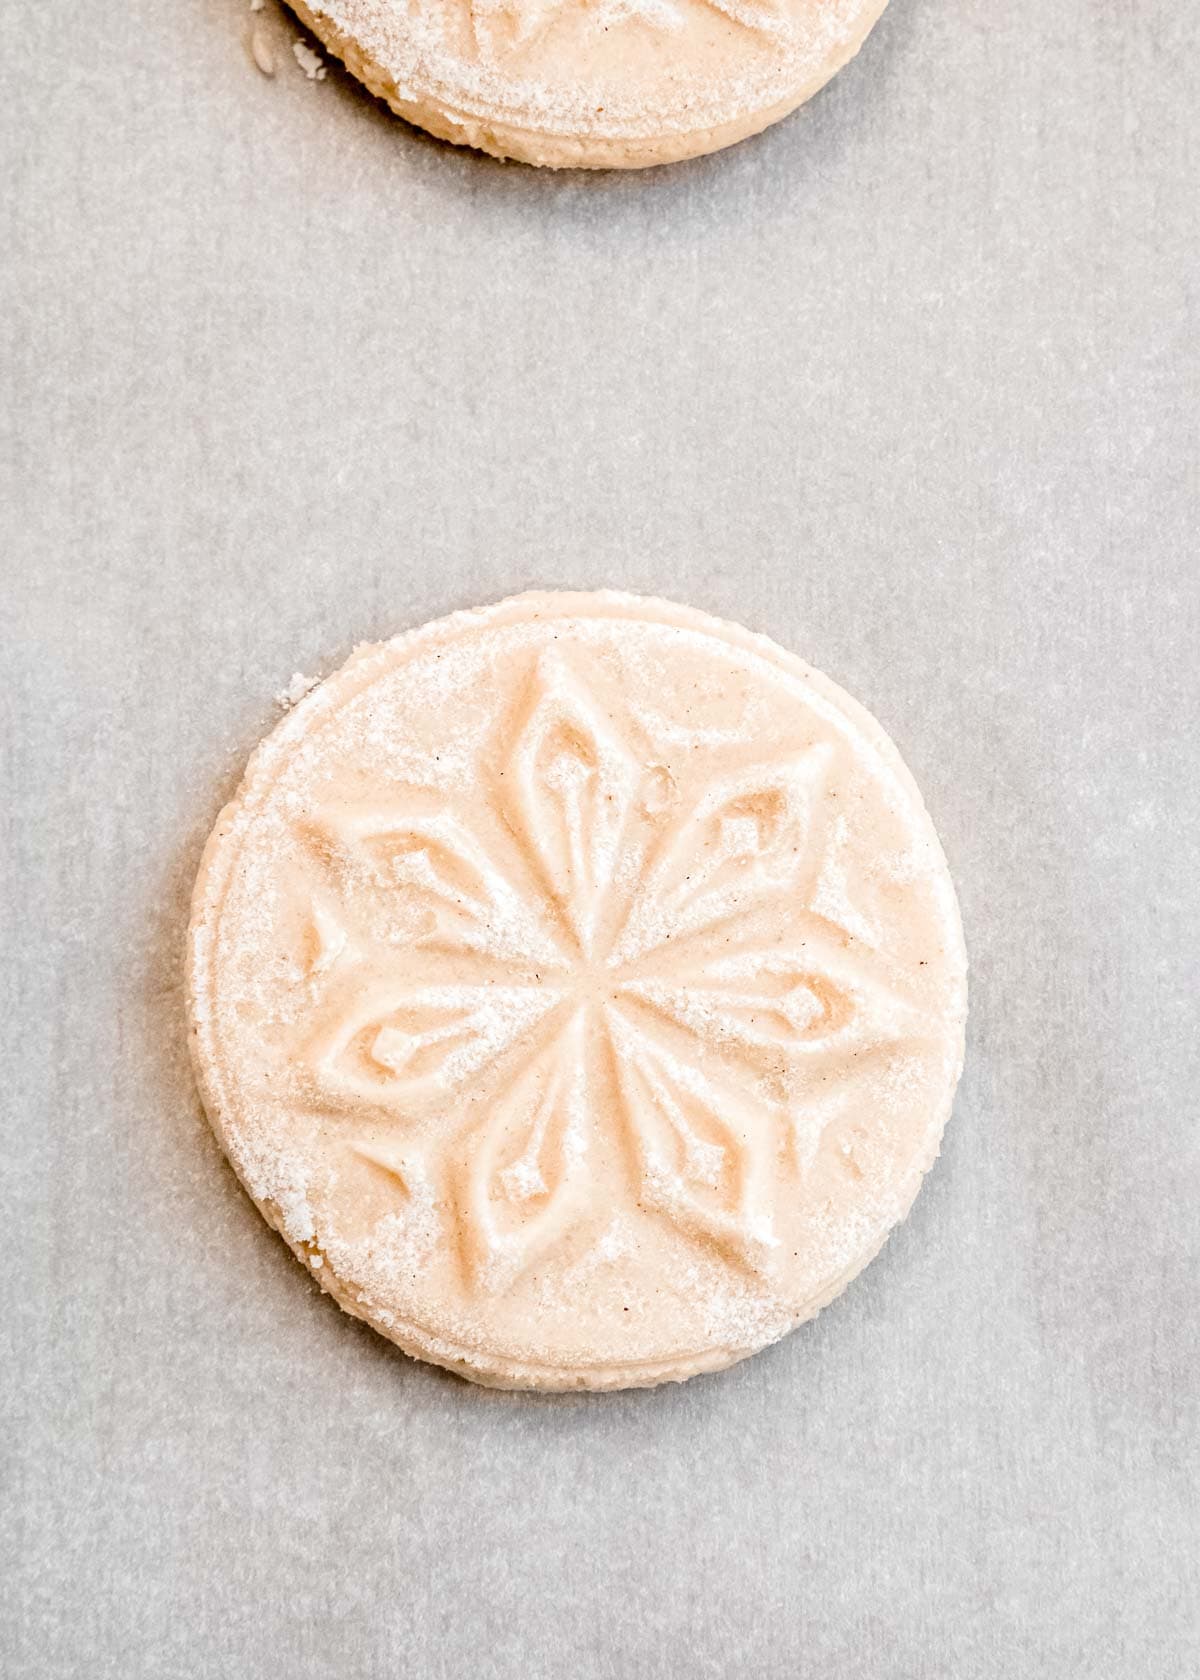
[289,0,889,167]
[187,591,966,1389]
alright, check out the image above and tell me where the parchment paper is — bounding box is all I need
[2,2,1197,1675]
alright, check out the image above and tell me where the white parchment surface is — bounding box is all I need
[2,2,1197,1675]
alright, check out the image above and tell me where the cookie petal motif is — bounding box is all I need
[449,1011,591,1291]
[613,748,834,963]
[308,799,564,966]
[606,1008,780,1276]
[499,650,640,958]
[306,983,561,1112]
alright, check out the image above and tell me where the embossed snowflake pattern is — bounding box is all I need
[298,652,912,1293]
[466,0,788,64]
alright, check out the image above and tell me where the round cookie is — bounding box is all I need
[188,592,966,1389]
[289,0,891,169]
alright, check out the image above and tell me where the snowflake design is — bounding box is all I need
[297,651,910,1294]
[466,0,788,63]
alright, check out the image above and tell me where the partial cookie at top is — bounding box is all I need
[288,0,891,168]
[187,592,966,1389]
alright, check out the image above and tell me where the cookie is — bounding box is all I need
[289,0,890,168]
[188,592,966,1389]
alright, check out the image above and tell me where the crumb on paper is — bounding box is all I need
[249,29,276,77]
[293,40,328,80]
[250,0,266,10]
[276,672,318,708]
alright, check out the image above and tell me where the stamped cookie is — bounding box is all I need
[288,0,890,168]
[188,592,966,1389]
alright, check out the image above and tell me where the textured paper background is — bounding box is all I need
[3,2,1197,1675]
